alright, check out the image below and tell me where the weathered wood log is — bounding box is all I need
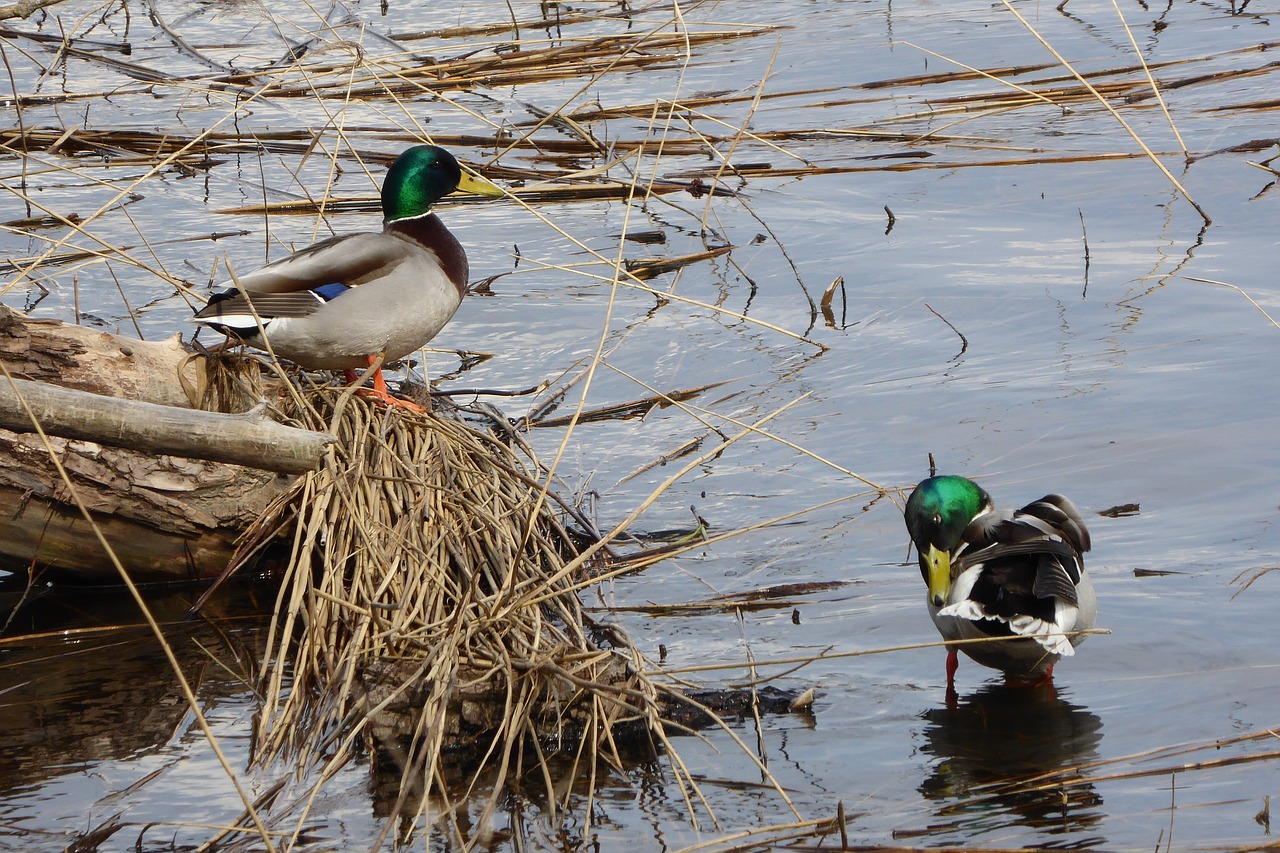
[0,305,300,582]
[0,305,209,409]
[0,437,292,582]
[0,378,333,474]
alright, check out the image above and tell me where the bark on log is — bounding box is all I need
[0,306,300,583]
[0,378,333,474]
[0,425,294,582]
[0,305,207,409]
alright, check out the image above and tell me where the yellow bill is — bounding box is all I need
[455,171,504,198]
[925,544,952,608]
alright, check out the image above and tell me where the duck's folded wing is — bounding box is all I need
[1019,493,1091,553]
[222,232,411,294]
[959,492,1087,565]
[1032,553,1082,605]
[193,290,336,331]
[953,536,1077,576]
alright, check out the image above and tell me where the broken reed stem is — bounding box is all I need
[1181,275,1280,331]
[924,303,969,358]
[670,816,842,853]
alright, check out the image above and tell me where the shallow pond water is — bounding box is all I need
[2,0,1280,850]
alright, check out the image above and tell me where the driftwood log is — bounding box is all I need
[0,378,332,473]
[0,305,325,583]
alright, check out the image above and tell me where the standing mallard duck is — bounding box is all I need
[903,475,1096,689]
[193,145,502,409]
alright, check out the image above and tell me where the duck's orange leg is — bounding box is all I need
[1032,661,1057,686]
[945,647,959,707]
[343,355,424,413]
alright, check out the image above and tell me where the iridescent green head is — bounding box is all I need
[381,145,502,223]
[904,475,992,606]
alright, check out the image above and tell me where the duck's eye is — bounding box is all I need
[932,513,941,525]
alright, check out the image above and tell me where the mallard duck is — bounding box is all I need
[903,475,1095,688]
[193,144,502,409]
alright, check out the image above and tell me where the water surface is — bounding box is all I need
[2,0,1279,849]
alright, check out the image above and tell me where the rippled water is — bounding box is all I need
[2,0,1279,849]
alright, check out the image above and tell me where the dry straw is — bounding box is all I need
[211,376,723,847]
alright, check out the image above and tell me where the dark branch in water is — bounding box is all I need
[1078,207,1091,298]
[924,303,968,360]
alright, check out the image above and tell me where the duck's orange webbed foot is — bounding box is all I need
[343,356,426,413]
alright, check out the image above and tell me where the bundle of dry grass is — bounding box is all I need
[228,382,669,834]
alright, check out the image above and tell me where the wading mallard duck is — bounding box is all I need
[904,475,1096,688]
[193,144,502,410]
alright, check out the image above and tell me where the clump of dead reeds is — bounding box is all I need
[232,382,666,835]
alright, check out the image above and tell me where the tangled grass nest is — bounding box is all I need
[201,358,689,835]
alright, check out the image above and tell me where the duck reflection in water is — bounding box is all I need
[916,681,1104,840]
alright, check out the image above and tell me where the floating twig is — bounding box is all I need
[924,302,969,360]
[1078,207,1091,298]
